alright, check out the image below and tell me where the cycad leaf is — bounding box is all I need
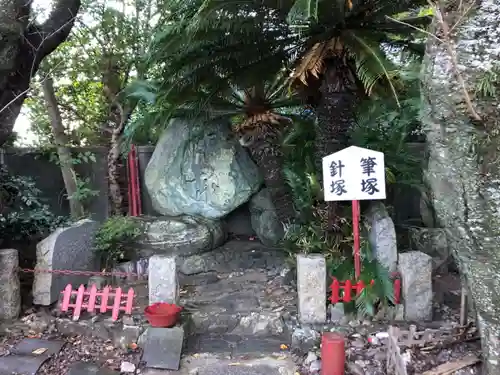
[287,0,319,23]
[346,32,400,107]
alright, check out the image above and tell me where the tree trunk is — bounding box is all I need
[421,2,500,374]
[42,77,85,219]
[240,124,296,224]
[315,58,359,228]
[108,130,123,215]
[0,0,81,147]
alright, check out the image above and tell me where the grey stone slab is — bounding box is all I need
[399,251,433,321]
[0,249,21,321]
[232,337,285,357]
[67,362,119,375]
[12,338,65,356]
[366,202,398,273]
[198,364,284,375]
[33,219,100,305]
[0,355,49,375]
[149,255,179,305]
[297,254,326,324]
[184,334,237,354]
[142,327,184,370]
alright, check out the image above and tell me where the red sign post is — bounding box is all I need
[321,146,388,375]
[322,146,386,278]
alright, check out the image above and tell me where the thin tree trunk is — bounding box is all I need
[42,77,85,219]
[108,130,123,215]
[314,59,359,229]
[240,123,296,224]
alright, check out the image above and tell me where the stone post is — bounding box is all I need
[148,255,179,305]
[0,249,21,320]
[297,254,327,324]
[398,251,433,321]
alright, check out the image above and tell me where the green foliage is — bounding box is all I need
[0,165,66,243]
[93,216,141,268]
[330,241,395,317]
[282,115,318,220]
[282,202,354,262]
[25,0,159,148]
[350,83,424,188]
[475,67,500,98]
[68,177,100,205]
[36,148,100,209]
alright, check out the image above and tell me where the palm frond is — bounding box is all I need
[345,32,400,106]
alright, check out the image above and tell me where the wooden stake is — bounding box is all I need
[421,354,480,375]
[460,285,468,326]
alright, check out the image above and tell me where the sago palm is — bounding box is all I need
[131,0,429,226]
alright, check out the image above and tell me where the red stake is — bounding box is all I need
[352,199,361,279]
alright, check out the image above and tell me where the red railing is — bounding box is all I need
[330,273,401,304]
[60,284,135,321]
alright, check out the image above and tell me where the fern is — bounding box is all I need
[330,240,396,318]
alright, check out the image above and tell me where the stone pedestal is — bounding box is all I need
[0,249,21,321]
[297,254,326,324]
[33,219,100,305]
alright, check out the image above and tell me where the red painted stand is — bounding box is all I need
[321,332,345,375]
[351,199,361,278]
[321,200,359,375]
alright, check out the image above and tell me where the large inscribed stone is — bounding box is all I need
[33,219,99,305]
[144,118,262,219]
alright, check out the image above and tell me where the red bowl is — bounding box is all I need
[144,303,183,328]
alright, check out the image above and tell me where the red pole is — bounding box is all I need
[321,332,345,375]
[127,149,134,216]
[132,145,142,216]
[352,199,361,278]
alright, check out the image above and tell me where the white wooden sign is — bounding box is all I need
[322,146,386,201]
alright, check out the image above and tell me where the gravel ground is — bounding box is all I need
[0,309,142,375]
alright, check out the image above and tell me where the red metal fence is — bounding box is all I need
[330,274,401,304]
[60,284,135,321]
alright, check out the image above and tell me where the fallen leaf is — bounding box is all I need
[32,348,48,355]
[280,344,288,350]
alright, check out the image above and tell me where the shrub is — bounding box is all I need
[94,215,141,269]
[0,164,66,244]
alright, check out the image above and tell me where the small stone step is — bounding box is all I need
[67,362,119,375]
[180,268,297,338]
[179,240,287,275]
[185,334,288,358]
[143,339,298,375]
[187,310,293,338]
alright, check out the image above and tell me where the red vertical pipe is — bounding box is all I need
[132,145,142,216]
[132,146,139,216]
[321,332,345,375]
[127,150,134,216]
[394,277,401,304]
[352,199,361,278]
[343,280,352,303]
[330,278,339,304]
